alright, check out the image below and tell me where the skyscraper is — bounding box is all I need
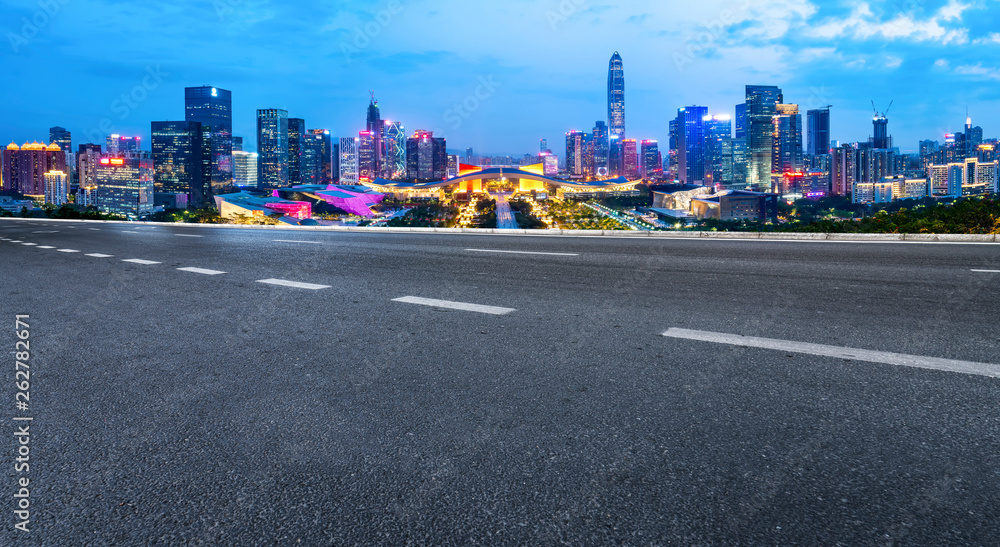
[592,121,609,177]
[2,142,67,197]
[151,121,206,206]
[308,129,334,184]
[675,106,709,184]
[565,130,587,176]
[705,115,733,185]
[641,140,661,180]
[622,139,639,179]
[772,104,804,176]
[339,137,359,185]
[300,131,324,185]
[287,118,306,184]
[232,136,243,152]
[357,131,377,181]
[807,107,831,156]
[75,144,103,206]
[383,121,406,180]
[735,104,747,139]
[107,135,141,155]
[608,136,623,177]
[232,151,258,189]
[44,170,68,206]
[185,86,233,192]
[872,114,891,150]
[405,130,447,180]
[96,153,154,219]
[49,127,72,183]
[607,52,625,139]
[366,94,383,178]
[256,109,289,189]
[746,85,784,189]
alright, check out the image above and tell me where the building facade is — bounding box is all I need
[256,109,289,189]
[96,154,155,218]
[185,86,233,191]
[607,52,625,139]
[151,121,205,205]
[2,142,67,197]
[745,85,783,190]
[339,137,359,185]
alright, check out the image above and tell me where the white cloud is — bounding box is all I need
[935,59,950,68]
[955,63,1000,80]
[884,56,903,69]
[973,32,1000,44]
[810,1,970,45]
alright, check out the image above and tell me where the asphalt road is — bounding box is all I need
[2,218,999,545]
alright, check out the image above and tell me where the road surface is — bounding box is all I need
[2,218,999,545]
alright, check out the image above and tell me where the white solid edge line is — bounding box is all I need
[393,296,516,316]
[122,259,161,265]
[256,279,331,290]
[86,254,114,258]
[178,267,227,275]
[465,249,580,257]
[274,240,322,244]
[971,269,1000,273]
[662,328,1000,379]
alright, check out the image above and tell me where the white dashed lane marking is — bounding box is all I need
[21,243,37,246]
[57,249,80,253]
[175,234,203,238]
[256,279,331,290]
[38,246,55,249]
[274,240,322,244]
[86,254,114,258]
[178,267,226,275]
[662,328,1000,379]
[121,259,161,265]
[972,269,1000,273]
[393,296,516,316]
[466,249,580,257]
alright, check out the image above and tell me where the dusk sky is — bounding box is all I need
[3,0,999,154]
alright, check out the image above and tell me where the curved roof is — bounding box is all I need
[365,167,636,191]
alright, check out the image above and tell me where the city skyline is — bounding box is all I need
[3,1,999,155]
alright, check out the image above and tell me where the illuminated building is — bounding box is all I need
[929,163,963,197]
[75,144,102,206]
[382,121,406,179]
[96,154,154,219]
[185,86,233,191]
[608,136,623,177]
[107,135,141,155]
[339,137,359,185]
[540,139,548,153]
[706,114,733,185]
[276,185,385,217]
[256,109,289,189]
[592,121,609,177]
[232,151,258,189]
[565,130,587,176]
[151,121,205,205]
[305,129,333,184]
[807,107,831,156]
[772,104,804,179]
[857,147,895,184]
[622,139,639,180]
[287,118,306,184]
[405,130,447,180]
[44,170,68,206]
[735,103,747,139]
[641,140,660,180]
[608,52,625,138]
[48,127,72,185]
[358,131,377,181]
[214,192,311,221]
[853,180,894,204]
[745,85,783,190]
[366,95,384,179]
[301,132,325,185]
[716,137,748,189]
[366,167,637,200]
[831,144,856,196]
[872,114,891,150]
[539,153,559,176]
[2,142,67,197]
[690,190,779,222]
[232,136,243,152]
[675,106,708,184]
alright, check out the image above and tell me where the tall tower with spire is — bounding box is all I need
[366,92,383,178]
[607,52,625,139]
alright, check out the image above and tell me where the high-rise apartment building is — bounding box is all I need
[608,52,625,139]
[592,121,609,177]
[641,140,661,180]
[807,107,831,156]
[44,170,68,206]
[232,151,258,189]
[565,130,587,176]
[300,131,324,185]
[2,142,67,197]
[772,104,804,176]
[745,85,783,189]
[75,144,103,206]
[675,106,709,184]
[256,109,289,189]
[151,121,205,205]
[622,139,639,180]
[185,86,233,191]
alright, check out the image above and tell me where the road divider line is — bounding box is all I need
[274,240,322,244]
[393,296,516,316]
[257,279,330,290]
[32,231,58,234]
[466,249,579,257]
[178,267,226,275]
[86,254,114,258]
[662,328,1000,379]
[57,249,80,253]
[89,228,100,231]
[972,269,1000,273]
[21,243,38,246]
[175,234,203,238]
[122,259,161,265]
[38,246,55,249]
[122,231,140,234]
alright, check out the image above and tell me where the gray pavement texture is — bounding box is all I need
[1,217,999,545]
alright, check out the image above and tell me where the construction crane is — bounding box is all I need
[871,100,894,118]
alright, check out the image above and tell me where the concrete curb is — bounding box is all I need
[2,217,997,243]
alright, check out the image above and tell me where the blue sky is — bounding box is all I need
[2,0,998,154]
